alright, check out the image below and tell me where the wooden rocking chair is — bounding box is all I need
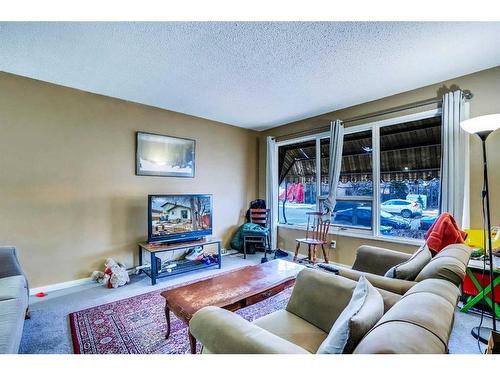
[293,211,330,264]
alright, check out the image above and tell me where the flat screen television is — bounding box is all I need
[148,194,213,243]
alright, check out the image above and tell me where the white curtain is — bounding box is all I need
[440,90,470,228]
[323,120,344,218]
[266,136,278,249]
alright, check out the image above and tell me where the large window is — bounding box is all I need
[278,139,317,226]
[276,111,442,241]
[378,117,441,239]
[320,130,373,230]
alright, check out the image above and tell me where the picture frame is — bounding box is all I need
[135,131,195,178]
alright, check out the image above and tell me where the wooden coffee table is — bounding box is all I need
[160,259,304,353]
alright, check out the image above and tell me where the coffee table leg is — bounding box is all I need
[164,304,171,339]
[188,329,197,354]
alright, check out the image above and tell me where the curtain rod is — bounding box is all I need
[273,91,472,142]
[343,97,441,124]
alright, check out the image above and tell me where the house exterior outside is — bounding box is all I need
[161,202,192,221]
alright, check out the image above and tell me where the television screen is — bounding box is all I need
[148,194,212,243]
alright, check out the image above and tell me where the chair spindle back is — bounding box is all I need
[305,212,330,242]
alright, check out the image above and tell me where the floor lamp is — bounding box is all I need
[460,114,500,343]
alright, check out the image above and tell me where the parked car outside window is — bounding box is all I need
[380,199,422,218]
[334,207,410,229]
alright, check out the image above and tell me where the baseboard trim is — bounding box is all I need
[30,249,232,295]
[29,277,92,295]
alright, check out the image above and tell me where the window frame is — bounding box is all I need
[274,108,442,246]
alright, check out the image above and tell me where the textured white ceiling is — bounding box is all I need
[1,22,500,130]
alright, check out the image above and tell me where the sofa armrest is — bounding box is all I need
[0,247,29,296]
[189,306,309,354]
[351,245,414,275]
[337,266,417,295]
[0,247,24,278]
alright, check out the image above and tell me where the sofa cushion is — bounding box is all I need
[384,244,432,280]
[353,320,446,354]
[0,275,28,302]
[286,269,357,332]
[415,243,471,285]
[353,279,459,354]
[317,276,384,354]
[0,298,27,354]
[351,245,412,275]
[402,278,460,306]
[337,266,416,295]
[253,309,327,353]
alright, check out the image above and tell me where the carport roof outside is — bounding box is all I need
[278,116,441,184]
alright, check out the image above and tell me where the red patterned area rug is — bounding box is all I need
[69,281,293,354]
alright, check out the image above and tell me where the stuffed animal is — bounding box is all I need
[105,258,130,288]
[91,270,110,287]
[91,258,130,288]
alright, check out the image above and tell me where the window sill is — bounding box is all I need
[277,223,424,247]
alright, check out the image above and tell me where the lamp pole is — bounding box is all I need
[461,114,500,344]
[478,131,496,332]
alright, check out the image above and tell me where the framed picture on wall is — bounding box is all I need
[136,131,195,178]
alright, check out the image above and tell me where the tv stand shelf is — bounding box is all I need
[138,238,222,285]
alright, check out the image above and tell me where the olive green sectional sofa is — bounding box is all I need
[190,243,471,354]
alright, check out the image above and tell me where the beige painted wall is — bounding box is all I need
[259,65,500,264]
[3,66,500,285]
[0,72,258,287]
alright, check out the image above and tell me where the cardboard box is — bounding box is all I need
[486,330,500,354]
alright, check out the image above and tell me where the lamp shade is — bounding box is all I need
[460,114,500,134]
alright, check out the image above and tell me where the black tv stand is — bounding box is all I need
[148,237,204,246]
[138,238,222,285]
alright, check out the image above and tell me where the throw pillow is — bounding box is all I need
[316,276,384,354]
[384,244,432,280]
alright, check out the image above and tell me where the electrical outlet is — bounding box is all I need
[330,240,336,249]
